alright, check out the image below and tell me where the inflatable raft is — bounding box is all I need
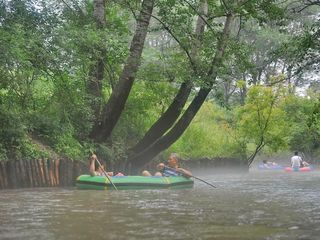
[258,164,284,170]
[76,175,194,190]
[284,166,313,172]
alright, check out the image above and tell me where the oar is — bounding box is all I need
[96,158,118,191]
[190,175,217,188]
[165,166,217,188]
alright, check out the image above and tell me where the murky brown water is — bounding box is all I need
[0,169,320,240]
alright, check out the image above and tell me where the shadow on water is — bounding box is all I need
[0,168,320,240]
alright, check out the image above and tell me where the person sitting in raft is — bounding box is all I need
[300,159,310,168]
[89,153,113,177]
[262,160,278,168]
[291,151,303,169]
[142,153,192,178]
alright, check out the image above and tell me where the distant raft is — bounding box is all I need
[284,166,314,172]
[76,175,194,190]
[257,164,284,170]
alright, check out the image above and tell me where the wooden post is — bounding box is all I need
[31,159,39,187]
[38,159,45,186]
[8,161,17,188]
[55,159,60,186]
[3,161,8,188]
[26,160,33,187]
[66,159,70,186]
[50,159,54,186]
[59,159,64,186]
[19,160,26,188]
[34,159,42,187]
[47,159,51,186]
[52,160,57,186]
[25,160,31,187]
[0,161,4,189]
[43,159,49,187]
[15,160,21,188]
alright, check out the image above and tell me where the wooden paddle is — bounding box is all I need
[95,158,118,191]
[164,166,217,188]
[188,175,217,188]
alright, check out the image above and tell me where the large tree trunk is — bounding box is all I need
[128,13,235,170]
[130,81,192,154]
[88,0,106,131]
[93,0,106,28]
[130,1,208,154]
[91,0,155,142]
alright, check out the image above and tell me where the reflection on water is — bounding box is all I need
[0,169,320,240]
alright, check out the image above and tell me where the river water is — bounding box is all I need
[0,168,319,240]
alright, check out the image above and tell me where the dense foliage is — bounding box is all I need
[0,0,319,167]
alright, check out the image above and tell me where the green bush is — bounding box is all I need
[0,143,8,161]
[54,131,85,160]
[0,106,26,150]
[169,102,240,159]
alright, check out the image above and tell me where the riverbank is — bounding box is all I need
[0,159,86,189]
[0,157,247,190]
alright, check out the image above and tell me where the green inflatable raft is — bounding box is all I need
[76,175,194,190]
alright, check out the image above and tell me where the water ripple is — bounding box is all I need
[0,171,320,239]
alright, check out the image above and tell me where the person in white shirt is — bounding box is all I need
[291,151,302,168]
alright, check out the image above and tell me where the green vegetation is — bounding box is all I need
[0,0,319,167]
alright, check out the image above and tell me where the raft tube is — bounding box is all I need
[258,164,284,170]
[76,175,194,190]
[284,166,313,172]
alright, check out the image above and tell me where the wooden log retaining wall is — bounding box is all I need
[0,159,87,189]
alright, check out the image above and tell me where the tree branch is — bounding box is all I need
[150,13,197,73]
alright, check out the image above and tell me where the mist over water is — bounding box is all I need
[0,168,319,240]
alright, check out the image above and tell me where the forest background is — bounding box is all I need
[0,0,319,173]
